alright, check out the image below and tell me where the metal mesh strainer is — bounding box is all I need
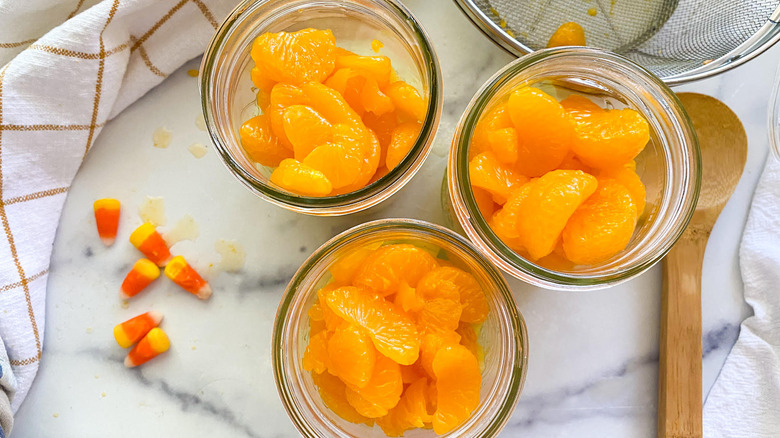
[455,0,780,84]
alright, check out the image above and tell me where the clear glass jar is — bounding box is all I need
[272,219,528,437]
[447,47,701,290]
[200,0,442,215]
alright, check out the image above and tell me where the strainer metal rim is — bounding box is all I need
[452,0,780,85]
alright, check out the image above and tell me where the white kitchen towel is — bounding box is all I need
[703,156,780,436]
[0,0,235,432]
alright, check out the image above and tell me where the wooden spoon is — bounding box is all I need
[658,93,747,438]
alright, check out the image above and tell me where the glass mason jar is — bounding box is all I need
[272,219,528,437]
[447,47,701,290]
[200,0,442,215]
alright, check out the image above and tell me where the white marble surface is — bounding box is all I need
[11,1,779,436]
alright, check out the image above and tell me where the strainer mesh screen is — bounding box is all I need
[475,0,778,78]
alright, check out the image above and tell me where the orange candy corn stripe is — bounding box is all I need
[113,311,163,349]
[164,256,212,300]
[120,259,161,299]
[93,198,120,246]
[129,223,171,267]
[125,327,170,367]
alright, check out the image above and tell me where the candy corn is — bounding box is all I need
[164,255,212,300]
[113,311,163,348]
[119,259,161,299]
[93,198,120,246]
[124,327,170,367]
[129,223,171,267]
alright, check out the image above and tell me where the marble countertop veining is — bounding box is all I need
[11,1,779,436]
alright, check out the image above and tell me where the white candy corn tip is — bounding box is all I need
[196,284,212,300]
[101,236,116,247]
[118,289,131,300]
[148,311,164,325]
[124,356,137,368]
[156,255,172,268]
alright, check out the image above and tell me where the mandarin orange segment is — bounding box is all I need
[312,371,373,425]
[251,67,275,109]
[360,77,395,116]
[268,83,310,148]
[317,284,346,331]
[323,286,420,365]
[547,22,586,47]
[345,354,403,418]
[324,68,366,114]
[597,166,646,216]
[516,170,598,260]
[386,121,420,170]
[302,143,363,189]
[302,330,330,374]
[487,127,519,165]
[560,94,604,119]
[336,54,392,87]
[301,81,365,128]
[472,187,497,220]
[363,111,398,152]
[270,158,333,197]
[239,114,292,167]
[571,108,650,169]
[432,344,481,434]
[417,298,462,334]
[384,81,427,122]
[332,128,381,193]
[420,331,461,377]
[327,324,377,388]
[282,105,333,160]
[470,104,512,160]
[507,87,573,176]
[416,266,488,324]
[490,181,534,249]
[394,281,425,313]
[562,179,637,265]
[251,28,336,84]
[353,244,439,296]
[376,378,432,436]
[469,151,529,204]
[330,246,377,285]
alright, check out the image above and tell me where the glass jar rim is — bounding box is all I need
[200,0,443,215]
[272,218,529,436]
[448,47,701,290]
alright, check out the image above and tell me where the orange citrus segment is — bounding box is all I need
[282,105,333,160]
[302,81,365,128]
[420,331,461,377]
[432,344,481,434]
[345,354,403,418]
[327,324,377,388]
[547,22,586,47]
[416,266,488,324]
[385,81,427,122]
[560,94,604,119]
[516,169,598,260]
[302,143,363,189]
[330,246,377,285]
[417,298,462,334]
[487,127,519,165]
[490,181,534,250]
[323,286,420,365]
[353,244,439,296]
[394,281,425,313]
[360,77,395,116]
[312,371,373,425]
[386,121,421,170]
[597,166,646,216]
[336,53,392,87]
[239,114,292,167]
[268,83,310,149]
[376,378,432,436]
[507,87,573,176]
[270,158,333,196]
[302,330,330,374]
[324,68,366,115]
[251,28,336,84]
[571,108,650,169]
[470,104,512,160]
[472,187,497,220]
[469,151,529,204]
[562,179,637,264]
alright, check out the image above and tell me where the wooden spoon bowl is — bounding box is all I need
[658,93,748,438]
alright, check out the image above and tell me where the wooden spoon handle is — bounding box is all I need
[658,236,705,438]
